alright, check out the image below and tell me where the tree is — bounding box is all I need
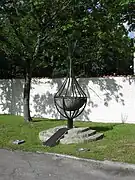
[0,0,72,122]
[53,0,133,77]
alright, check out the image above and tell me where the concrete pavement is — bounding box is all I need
[0,149,135,180]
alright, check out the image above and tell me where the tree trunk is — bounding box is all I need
[23,72,32,122]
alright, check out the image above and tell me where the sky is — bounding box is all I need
[123,22,135,39]
[128,31,135,39]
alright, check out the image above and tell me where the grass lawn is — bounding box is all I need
[0,115,135,164]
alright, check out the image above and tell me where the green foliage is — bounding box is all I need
[53,0,133,77]
[0,0,72,77]
[0,0,134,78]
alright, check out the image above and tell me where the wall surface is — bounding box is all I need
[0,77,135,123]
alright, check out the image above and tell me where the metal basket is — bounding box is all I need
[54,77,87,128]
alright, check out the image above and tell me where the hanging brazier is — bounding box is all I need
[54,41,87,129]
[54,76,87,129]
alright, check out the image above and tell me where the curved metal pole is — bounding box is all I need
[69,56,72,78]
[68,39,78,78]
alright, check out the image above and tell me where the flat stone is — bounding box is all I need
[77,148,90,152]
[78,129,96,138]
[60,132,104,144]
[43,128,68,147]
[64,129,96,138]
[60,137,84,144]
[39,126,67,142]
[84,133,104,142]
[67,127,91,134]
[12,140,25,145]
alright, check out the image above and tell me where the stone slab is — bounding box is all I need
[84,133,104,142]
[39,126,67,142]
[43,128,68,147]
[60,132,104,144]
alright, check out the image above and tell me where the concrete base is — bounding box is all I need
[39,126,104,145]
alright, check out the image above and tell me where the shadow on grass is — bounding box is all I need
[32,118,66,123]
[90,125,114,132]
[74,124,114,133]
[89,123,122,132]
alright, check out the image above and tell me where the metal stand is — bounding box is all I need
[54,41,87,129]
[67,118,73,129]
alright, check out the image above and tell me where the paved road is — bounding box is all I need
[0,149,135,180]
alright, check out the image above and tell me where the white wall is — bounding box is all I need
[0,77,135,123]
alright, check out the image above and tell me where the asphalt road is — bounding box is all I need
[0,149,135,180]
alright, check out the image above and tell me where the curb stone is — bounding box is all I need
[36,151,135,174]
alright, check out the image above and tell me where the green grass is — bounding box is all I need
[0,115,135,164]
